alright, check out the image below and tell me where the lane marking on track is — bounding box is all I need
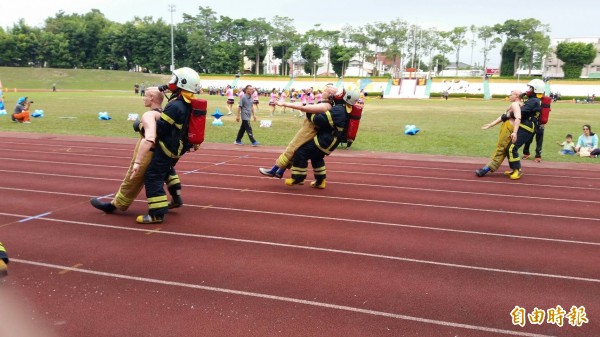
[0,188,599,247]
[182,169,201,175]
[18,212,52,223]
[2,213,598,283]
[3,169,600,211]
[2,143,599,177]
[58,263,83,275]
[145,227,162,235]
[3,156,600,190]
[10,258,560,337]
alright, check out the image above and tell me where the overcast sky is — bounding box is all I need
[2,0,597,68]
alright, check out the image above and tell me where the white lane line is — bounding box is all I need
[3,170,600,219]
[11,258,560,337]
[2,143,599,178]
[3,214,598,283]
[18,212,52,223]
[2,157,600,191]
[0,186,599,247]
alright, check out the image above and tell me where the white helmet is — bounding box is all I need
[170,67,201,93]
[527,79,545,94]
[343,86,361,106]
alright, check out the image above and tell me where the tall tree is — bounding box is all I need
[499,39,527,76]
[301,43,322,75]
[477,25,502,71]
[495,18,550,76]
[556,42,597,79]
[243,18,272,75]
[304,25,339,76]
[270,15,298,75]
[365,22,388,76]
[346,25,371,76]
[382,19,409,78]
[444,26,468,76]
[330,44,358,77]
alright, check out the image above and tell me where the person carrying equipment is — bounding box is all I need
[506,79,543,180]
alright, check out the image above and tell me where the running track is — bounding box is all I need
[0,132,598,337]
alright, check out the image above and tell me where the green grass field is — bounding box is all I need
[1,67,598,163]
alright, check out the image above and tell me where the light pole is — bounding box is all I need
[168,4,176,71]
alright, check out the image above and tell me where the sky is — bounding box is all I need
[2,0,598,68]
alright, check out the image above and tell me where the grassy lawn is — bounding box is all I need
[0,67,598,163]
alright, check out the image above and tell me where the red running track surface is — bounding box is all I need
[0,132,598,337]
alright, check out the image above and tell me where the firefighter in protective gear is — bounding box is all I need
[284,90,353,189]
[0,242,8,277]
[506,80,542,179]
[339,86,362,148]
[258,84,341,178]
[135,67,201,224]
[474,90,523,177]
[90,87,184,213]
[522,78,547,162]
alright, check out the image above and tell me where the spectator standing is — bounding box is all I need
[234,85,259,146]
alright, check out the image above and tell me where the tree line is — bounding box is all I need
[0,7,595,78]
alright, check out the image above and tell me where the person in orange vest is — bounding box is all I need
[12,97,31,123]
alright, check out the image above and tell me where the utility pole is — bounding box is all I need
[168,4,176,71]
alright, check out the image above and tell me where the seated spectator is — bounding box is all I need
[557,134,576,155]
[575,124,599,157]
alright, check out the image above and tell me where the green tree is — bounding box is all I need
[383,19,409,78]
[330,44,358,76]
[432,54,450,74]
[443,26,468,76]
[556,42,597,79]
[3,20,41,66]
[301,43,321,75]
[495,18,550,76]
[477,25,502,71]
[499,39,527,76]
[365,22,388,76]
[270,15,298,76]
[346,25,370,76]
[303,25,339,76]
[44,10,112,68]
[246,18,272,74]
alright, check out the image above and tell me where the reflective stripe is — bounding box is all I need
[166,175,180,187]
[508,143,519,162]
[148,195,168,210]
[313,165,326,176]
[519,123,534,133]
[325,111,334,128]
[159,140,184,159]
[161,113,183,130]
[291,166,308,176]
[115,191,134,206]
[314,136,338,155]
